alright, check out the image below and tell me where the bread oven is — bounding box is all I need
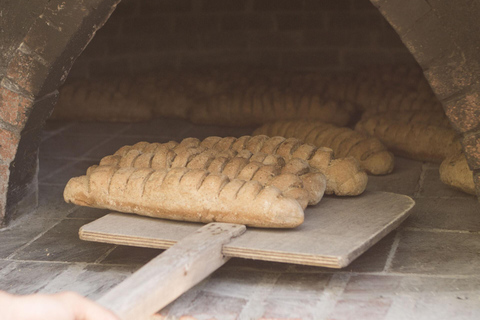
[0,0,479,318]
[1,0,479,224]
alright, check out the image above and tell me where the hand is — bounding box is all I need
[0,291,120,320]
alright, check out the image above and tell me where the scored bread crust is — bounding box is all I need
[64,166,304,228]
[189,87,356,127]
[355,116,462,163]
[108,136,367,197]
[100,145,325,207]
[253,120,394,175]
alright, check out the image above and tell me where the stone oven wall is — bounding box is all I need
[0,0,479,225]
[0,0,120,225]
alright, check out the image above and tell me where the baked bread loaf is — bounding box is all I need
[253,120,394,175]
[51,78,154,122]
[360,110,451,127]
[189,87,356,127]
[440,153,476,195]
[110,136,367,196]
[100,146,326,208]
[355,65,435,96]
[355,115,462,162]
[64,166,304,228]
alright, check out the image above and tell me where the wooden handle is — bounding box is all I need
[97,222,246,320]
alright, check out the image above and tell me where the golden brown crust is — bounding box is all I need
[253,121,394,175]
[51,78,154,122]
[189,87,356,127]
[100,136,326,207]
[439,153,476,195]
[64,166,304,228]
[355,116,462,162]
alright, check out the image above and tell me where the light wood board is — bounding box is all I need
[80,191,414,268]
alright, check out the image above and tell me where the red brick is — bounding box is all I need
[281,50,339,70]
[6,48,49,97]
[175,15,219,32]
[202,0,248,12]
[277,14,305,31]
[0,197,5,221]
[327,12,386,30]
[329,297,393,320]
[250,31,303,49]
[305,0,351,11]
[0,87,33,128]
[444,91,480,133]
[253,0,301,11]
[0,128,19,163]
[141,0,191,14]
[462,132,480,170]
[221,13,275,31]
[0,164,9,196]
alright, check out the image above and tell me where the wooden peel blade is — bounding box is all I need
[96,222,246,320]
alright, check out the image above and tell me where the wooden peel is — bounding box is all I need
[82,191,415,319]
[96,223,246,320]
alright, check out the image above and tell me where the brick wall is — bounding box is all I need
[68,0,417,80]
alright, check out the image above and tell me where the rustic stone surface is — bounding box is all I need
[365,157,423,196]
[11,218,114,263]
[0,164,8,196]
[6,44,50,97]
[0,128,19,163]
[462,131,480,170]
[0,86,33,128]
[0,120,479,318]
[390,230,480,275]
[424,50,479,100]
[403,197,480,231]
[417,166,472,199]
[373,0,431,33]
[443,89,480,133]
[402,11,453,66]
[0,0,46,77]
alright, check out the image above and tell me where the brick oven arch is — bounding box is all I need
[369,0,480,197]
[0,0,120,225]
[0,0,479,225]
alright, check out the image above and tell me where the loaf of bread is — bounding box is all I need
[64,165,304,228]
[111,136,367,196]
[299,73,439,115]
[360,110,451,128]
[355,116,462,162]
[440,153,476,195]
[355,65,434,95]
[253,121,394,175]
[100,146,326,208]
[51,78,155,122]
[189,87,356,127]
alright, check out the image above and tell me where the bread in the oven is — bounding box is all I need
[51,78,155,122]
[100,147,326,208]
[359,110,451,127]
[439,152,476,195]
[253,120,394,175]
[106,136,367,197]
[64,165,304,228]
[189,86,356,127]
[355,115,461,163]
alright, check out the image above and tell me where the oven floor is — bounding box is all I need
[1,118,479,319]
